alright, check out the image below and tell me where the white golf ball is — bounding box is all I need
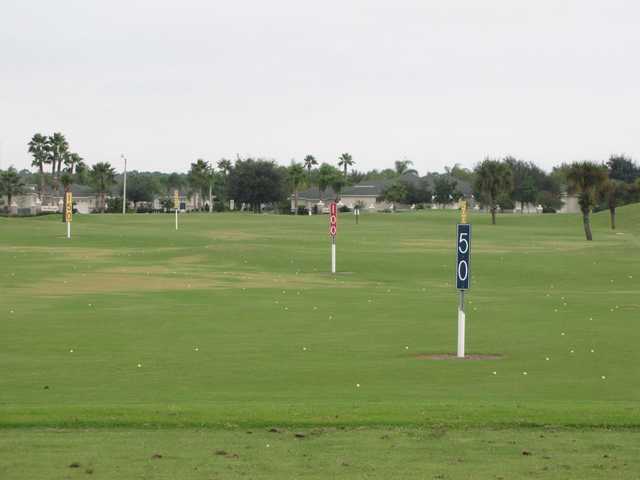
[69,349,74,353]
[137,363,142,368]
[545,357,550,361]
[523,371,528,375]
[601,376,606,380]
[492,371,497,375]
[356,383,360,388]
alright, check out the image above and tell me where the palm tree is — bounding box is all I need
[598,179,627,230]
[89,162,117,213]
[474,158,513,225]
[337,153,354,177]
[288,162,306,214]
[65,152,84,174]
[567,162,608,240]
[28,133,49,199]
[395,159,418,176]
[47,132,69,178]
[217,159,233,209]
[0,167,26,214]
[58,152,85,220]
[303,155,317,178]
[188,159,212,210]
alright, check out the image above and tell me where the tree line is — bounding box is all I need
[2,132,640,240]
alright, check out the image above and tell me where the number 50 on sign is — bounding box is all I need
[456,224,471,289]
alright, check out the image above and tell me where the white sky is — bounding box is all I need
[1,0,639,174]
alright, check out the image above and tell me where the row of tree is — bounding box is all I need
[4,132,640,237]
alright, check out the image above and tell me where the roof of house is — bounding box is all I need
[297,173,474,201]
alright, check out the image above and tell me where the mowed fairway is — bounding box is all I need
[1,207,640,478]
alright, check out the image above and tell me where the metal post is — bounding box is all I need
[122,155,127,214]
[175,209,178,230]
[331,236,336,274]
[67,221,71,239]
[457,289,465,358]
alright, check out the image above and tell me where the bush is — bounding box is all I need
[339,205,351,213]
[296,206,309,215]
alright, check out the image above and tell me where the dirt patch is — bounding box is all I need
[17,269,369,296]
[415,353,504,361]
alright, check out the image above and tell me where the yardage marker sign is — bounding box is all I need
[329,202,337,273]
[64,192,73,223]
[456,223,471,290]
[329,202,337,237]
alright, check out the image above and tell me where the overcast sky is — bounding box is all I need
[2,0,639,174]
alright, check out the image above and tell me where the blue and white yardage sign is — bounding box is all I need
[456,224,471,290]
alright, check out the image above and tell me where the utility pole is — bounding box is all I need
[122,154,127,214]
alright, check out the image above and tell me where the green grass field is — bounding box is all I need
[1,207,640,478]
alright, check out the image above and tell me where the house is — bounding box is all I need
[292,174,473,212]
[0,184,41,215]
[558,193,580,214]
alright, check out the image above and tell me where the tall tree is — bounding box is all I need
[317,163,339,201]
[330,174,346,201]
[598,179,627,230]
[216,158,233,209]
[47,132,69,178]
[607,155,639,184]
[89,162,117,213]
[474,159,513,225]
[0,167,26,214]
[303,155,317,178]
[28,133,49,199]
[227,159,286,212]
[337,153,354,177]
[126,172,162,206]
[58,152,85,221]
[188,159,211,210]
[166,172,185,196]
[433,175,459,207]
[379,181,408,209]
[395,159,418,176]
[566,162,608,240]
[445,163,474,183]
[288,162,306,214]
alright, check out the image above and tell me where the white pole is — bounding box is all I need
[457,290,465,358]
[175,208,178,230]
[67,221,71,239]
[331,237,336,274]
[122,155,127,214]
